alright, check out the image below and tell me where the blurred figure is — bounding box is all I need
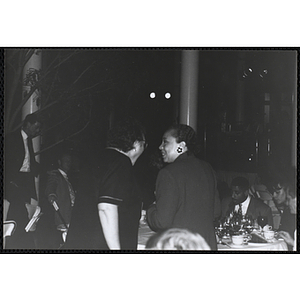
[146,228,211,250]
[65,118,146,250]
[4,113,42,249]
[221,177,273,227]
[271,174,296,249]
[278,197,297,251]
[45,152,75,247]
[147,124,220,250]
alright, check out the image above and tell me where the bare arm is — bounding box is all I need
[98,202,120,250]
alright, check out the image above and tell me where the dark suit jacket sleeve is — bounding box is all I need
[253,197,274,227]
[247,197,274,228]
[5,132,24,184]
[147,168,179,231]
[265,203,274,228]
[221,197,233,219]
[45,171,59,199]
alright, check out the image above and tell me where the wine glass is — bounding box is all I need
[245,215,253,233]
[257,216,268,231]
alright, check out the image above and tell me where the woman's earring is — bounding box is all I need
[177,147,183,153]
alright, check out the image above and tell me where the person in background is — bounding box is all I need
[221,177,273,227]
[277,193,296,250]
[4,113,42,249]
[45,152,75,247]
[146,228,211,250]
[147,124,220,250]
[65,118,146,250]
[271,174,296,250]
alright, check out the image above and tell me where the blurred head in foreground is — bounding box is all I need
[146,228,211,250]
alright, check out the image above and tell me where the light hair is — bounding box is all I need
[146,228,211,250]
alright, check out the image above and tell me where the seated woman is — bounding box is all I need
[271,174,296,237]
[145,228,211,250]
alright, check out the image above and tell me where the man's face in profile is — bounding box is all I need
[26,121,42,138]
[231,186,247,204]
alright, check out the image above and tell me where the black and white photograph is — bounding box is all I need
[1,2,299,299]
[2,48,297,252]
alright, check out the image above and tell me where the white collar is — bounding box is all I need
[58,169,67,177]
[235,195,251,215]
[236,195,251,209]
[21,129,28,140]
[241,195,251,208]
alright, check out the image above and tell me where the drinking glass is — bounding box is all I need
[257,216,268,231]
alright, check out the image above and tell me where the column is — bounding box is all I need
[291,93,297,167]
[236,53,245,128]
[291,52,297,168]
[179,50,199,132]
[22,49,42,203]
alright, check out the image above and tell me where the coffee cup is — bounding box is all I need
[231,235,244,245]
[263,225,272,232]
[263,230,275,241]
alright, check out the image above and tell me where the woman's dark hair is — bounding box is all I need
[266,167,296,199]
[270,177,296,199]
[167,124,200,155]
[106,118,146,152]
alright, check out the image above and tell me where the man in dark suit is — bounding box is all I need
[44,152,75,248]
[4,113,42,249]
[221,177,273,227]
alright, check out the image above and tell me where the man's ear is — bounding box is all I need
[179,141,187,150]
[133,140,140,147]
[131,141,140,151]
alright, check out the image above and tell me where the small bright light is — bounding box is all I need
[165,92,171,99]
[150,92,156,99]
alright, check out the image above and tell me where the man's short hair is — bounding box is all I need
[231,177,249,190]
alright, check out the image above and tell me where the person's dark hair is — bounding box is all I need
[49,151,73,170]
[58,151,73,162]
[264,166,296,199]
[167,124,200,155]
[23,113,42,127]
[270,176,296,199]
[145,228,211,250]
[231,177,250,191]
[106,118,146,152]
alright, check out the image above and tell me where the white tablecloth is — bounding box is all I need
[218,240,288,251]
[137,223,155,250]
